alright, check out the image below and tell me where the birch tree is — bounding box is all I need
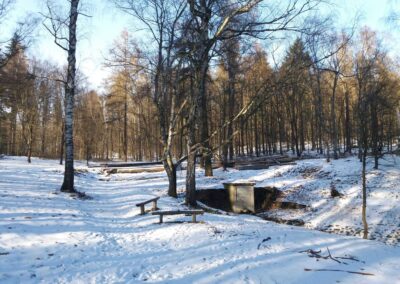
[43,0,80,193]
[61,0,79,192]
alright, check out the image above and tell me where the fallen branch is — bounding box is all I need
[299,248,363,265]
[326,247,342,264]
[257,237,272,249]
[299,249,321,255]
[304,268,374,276]
[336,255,365,264]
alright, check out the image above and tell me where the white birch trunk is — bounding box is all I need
[61,0,79,193]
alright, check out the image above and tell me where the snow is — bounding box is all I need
[0,155,399,283]
[252,156,400,245]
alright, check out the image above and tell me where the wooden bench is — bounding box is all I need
[136,196,160,215]
[152,210,204,223]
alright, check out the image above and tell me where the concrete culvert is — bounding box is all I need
[196,186,282,213]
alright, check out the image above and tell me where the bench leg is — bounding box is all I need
[152,201,157,211]
[140,205,145,215]
[192,214,197,223]
[159,215,163,224]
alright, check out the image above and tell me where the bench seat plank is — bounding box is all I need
[151,210,204,215]
[152,210,204,223]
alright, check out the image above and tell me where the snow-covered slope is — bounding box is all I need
[0,156,399,283]
[190,155,400,246]
[251,156,400,245]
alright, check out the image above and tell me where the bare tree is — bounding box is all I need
[114,0,187,197]
[104,30,140,162]
[42,0,80,193]
[326,33,352,160]
[0,0,13,20]
[354,28,383,239]
[183,0,327,205]
[220,38,240,169]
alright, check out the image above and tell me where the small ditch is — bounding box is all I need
[196,187,307,226]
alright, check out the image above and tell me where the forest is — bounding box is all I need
[1,1,399,202]
[0,0,400,283]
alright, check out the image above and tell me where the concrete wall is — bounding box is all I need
[224,183,256,213]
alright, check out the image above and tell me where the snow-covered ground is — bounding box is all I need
[255,156,400,245]
[194,155,400,245]
[0,156,399,283]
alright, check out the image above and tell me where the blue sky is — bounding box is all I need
[3,0,133,90]
[2,0,397,91]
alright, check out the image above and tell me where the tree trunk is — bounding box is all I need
[261,108,266,155]
[27,123,34,164]
[60,0,79,193]
[198,60,213,177]
[123,92,128,162]
[326,139,331,163]
[41,118,46,157]
[10,109,17,155]
[371,104,379,169]
[41,92,49,157]
[315,72,324,154]
[186,129,197,206]
[221,93,228,170]
[331,73,339,159]
[299,103,305,153]
[86,143,90,166]
[164,154,177,198]
[254,114,259,157]
[362,148,368,239]
[345,91,352,153]
[227,60,235,161]
[59,121,65,165]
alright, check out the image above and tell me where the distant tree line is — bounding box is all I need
[0,1,399,209]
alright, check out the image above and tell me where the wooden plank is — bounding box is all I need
[100,161,163,168]
[104,167,165,174]
[153,210,204,223]
[236,165,270,170]
[136,196,160,207]
[223,182,255,186]
[151,210,204,216]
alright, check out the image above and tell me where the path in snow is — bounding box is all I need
[0,156,399,283]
